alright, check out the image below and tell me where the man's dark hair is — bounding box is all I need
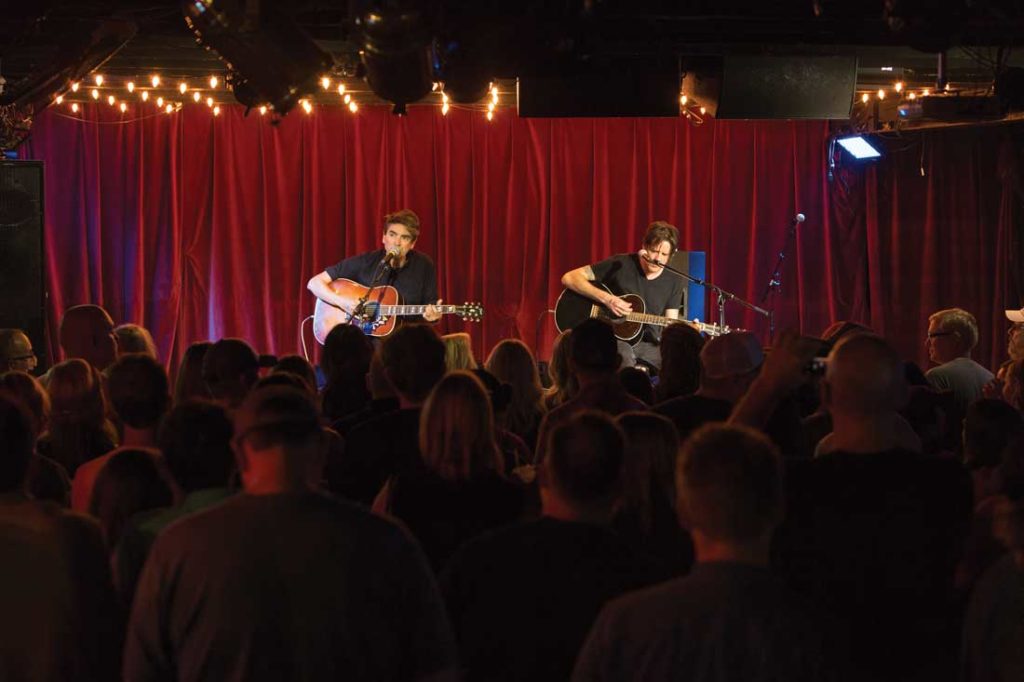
[964,399,1024,470]
[381,324,446,403]
[678,423,783,543]
[569,319,619,372]
[0,393,35,492]
[107,354,170,429]
[234,385,322,452]
[321,324,373,382]
[643,221,679,254]
[383,209,421,240]
[656,322,705,401]
[202,338,259,405]
[547,411,625,505]
[158,399,235,492]
[273,355,318,394]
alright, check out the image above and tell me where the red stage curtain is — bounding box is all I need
[23,104,1024,373]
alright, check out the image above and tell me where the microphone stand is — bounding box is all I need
[642,255,770,334]
[350,250,395,321]
[759,217,802,342]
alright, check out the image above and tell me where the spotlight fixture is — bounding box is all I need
[836,135,882,160]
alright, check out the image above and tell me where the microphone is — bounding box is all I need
[382,247,401,268]
[793,213,806,226]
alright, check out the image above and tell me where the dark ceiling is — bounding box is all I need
[3,1,1024,108]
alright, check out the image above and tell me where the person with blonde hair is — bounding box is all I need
[485,338,546,449]
[442,332,478,371]
[37,359,117,476]
[925,307,993,412]
[376,371,524,570]
[544,330,579,410]
[114,323,159,359]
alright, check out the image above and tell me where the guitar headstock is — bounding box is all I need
[458,303,484,322]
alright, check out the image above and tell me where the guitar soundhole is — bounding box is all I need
[351,303,388,332]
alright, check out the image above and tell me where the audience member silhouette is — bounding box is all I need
[925,308,993,413]
[273,354,318,395]
[172,341,212,404]
[55,304,119,372]
[37,359,118,477]
[443,332,478,371]
[441,411,666,681]
[486,338,546,450]
[88,447,175,548]
[113,323,159,359]
[0,370,69,505]
[319,323,373,422]
[123,384,458,681]
[71,354,170,511]
[653,322,704,403]
[612,411,693,575]
[0,393,120,681]
[574,423,837,681]
[201,338,261,410]
[376,370,525,571]
[330,347,399,436]
[0,327,38,373]
[340,324,447,504]
[617,366,654,405]
[543,330,579,410]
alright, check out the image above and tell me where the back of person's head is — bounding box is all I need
[656,323,705,401]
[113,324,158,359]
[569,319,620,375]
[824,334,908,416]
[173,341,212,405]
[420,371,501,480]
[469,368,512,414]
[0,328,37,373]
[486,339,544,431]
[0,371,49,435]
[88,448,174,546]
[0,393,35,492]
[616,411,679,532]
[617,367,653,405]
[381,324,446,404]
[321,324,373,382]
[233,385,322,456]
[964,399,1024,470]
[202,338,260,407]
[993,433,1024,556]
[58,304,117,370]
[678,423,783,544]
[47,359,108,428]
[107,354,170,430]
[546,331,579,404]
[272,355,317,395]
[254,372,310,394]
[366,348,394,400]
[545,411,624,508]
[820,320,872,346]
[442,332,478,371]
[698,332,764,399]
[158,399,234,493]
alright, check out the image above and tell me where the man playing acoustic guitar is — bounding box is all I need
[307,209,443,331]
[560,221,685,372]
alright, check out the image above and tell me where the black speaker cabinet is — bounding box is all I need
[0,160,46,371]
[682,55,857,120]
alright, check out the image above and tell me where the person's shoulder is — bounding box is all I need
[409,250,435,268]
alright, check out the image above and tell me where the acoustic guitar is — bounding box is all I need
[554,284,730,344]
[313,278,483,344]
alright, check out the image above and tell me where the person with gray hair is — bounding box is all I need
[925,307,993,412]
[0,328,37,373]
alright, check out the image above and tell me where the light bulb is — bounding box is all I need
[209,76,219,89]
[321,76,330,90]
[680,94,688,105]
[119,102,127,112]
[92,88,100,100]
[193,92,201,102]
[107,95,116,106]
[179,82,187,94]
[71,102,79,113]
[213,105,221,116]
[491,85,499,98]
[259,105,267,116]
[206,97,214,107]
[442,102,450,115]
[861,93,869,103]
[71,82,80,92]
[908,92,916,100]
[55,95,64,104]
[487,101,495,112]
[127,81,135,92]
[486,110,493,121]
[302,100,312,114]
[165,104,173,114]
[157,96,164,107]
[141,91,149,101]
[894,81,903,92]
[442,92,449,104]
[94,74,104,86]
[877,89,886,100]
[151,75,160,88]
[699,106,706,115]
[348,101,358,113]
[343,94,351,104]
[922,88,930,96]
[337,84,346,95]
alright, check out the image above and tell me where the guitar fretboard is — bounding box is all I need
[379,305,463,315]
[624,312,674,327]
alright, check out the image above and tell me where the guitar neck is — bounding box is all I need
[623,312,675,327]
[380,305,461,316]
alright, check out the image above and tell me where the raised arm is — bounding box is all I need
[561,265,632,317]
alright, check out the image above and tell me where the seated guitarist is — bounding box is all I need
[307,209,443,326]
[560,221,685,372]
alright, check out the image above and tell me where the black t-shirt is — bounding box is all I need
[591,254,684,341]
[325,249,438,307]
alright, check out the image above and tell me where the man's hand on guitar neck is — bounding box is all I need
[423,299,443,323]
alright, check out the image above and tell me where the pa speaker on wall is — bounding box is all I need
[0,160,46,371]
[518,61,680,117]
[682,55,857,120]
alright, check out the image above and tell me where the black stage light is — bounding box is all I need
[356,3,434,108]
[182,0,334,117]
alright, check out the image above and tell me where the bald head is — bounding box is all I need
[824,334,908,416]
[59,305,117,370]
